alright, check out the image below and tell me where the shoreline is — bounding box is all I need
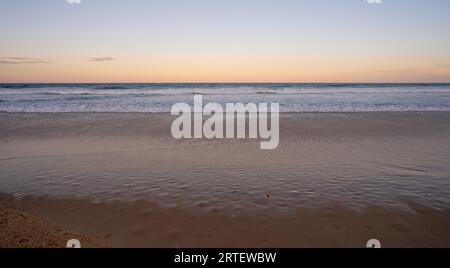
[2,111,450,114]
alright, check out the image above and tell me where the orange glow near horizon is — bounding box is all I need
[2,54,450,83]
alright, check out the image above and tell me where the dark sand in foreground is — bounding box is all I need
[0,202,107,248]
[1,112,450,247]
[1,196,450,248]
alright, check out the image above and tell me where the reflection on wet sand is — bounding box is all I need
[1,112,450,247]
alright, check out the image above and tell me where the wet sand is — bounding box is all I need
[1,112,450,247]
[1,196,450,248]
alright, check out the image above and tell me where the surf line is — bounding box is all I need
[171,95,279,150]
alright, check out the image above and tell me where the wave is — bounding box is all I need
[1,103,449,113]
[1,83,449,113]
[1,88,450,96]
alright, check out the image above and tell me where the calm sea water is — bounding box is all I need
[1,83,450,112]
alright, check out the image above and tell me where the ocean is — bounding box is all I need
[1,83,450,113]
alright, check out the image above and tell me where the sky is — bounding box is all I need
[0,0,450,83]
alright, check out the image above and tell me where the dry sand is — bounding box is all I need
[0,202,107,248]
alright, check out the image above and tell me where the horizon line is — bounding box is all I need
[1,82,450,85]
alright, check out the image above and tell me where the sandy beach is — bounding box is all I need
[1,112,450,247]
[0,201,107,248]
[2,0,450,255]
[1,195,450,248]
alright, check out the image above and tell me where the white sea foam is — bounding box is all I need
[1,84,450,113]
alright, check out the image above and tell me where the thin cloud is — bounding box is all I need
[434,64,450,68]
[88,57,116,62]
[67,0,81,4]
[0,57,50,64]
[367,0,382,4]
[370,65,450,78]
